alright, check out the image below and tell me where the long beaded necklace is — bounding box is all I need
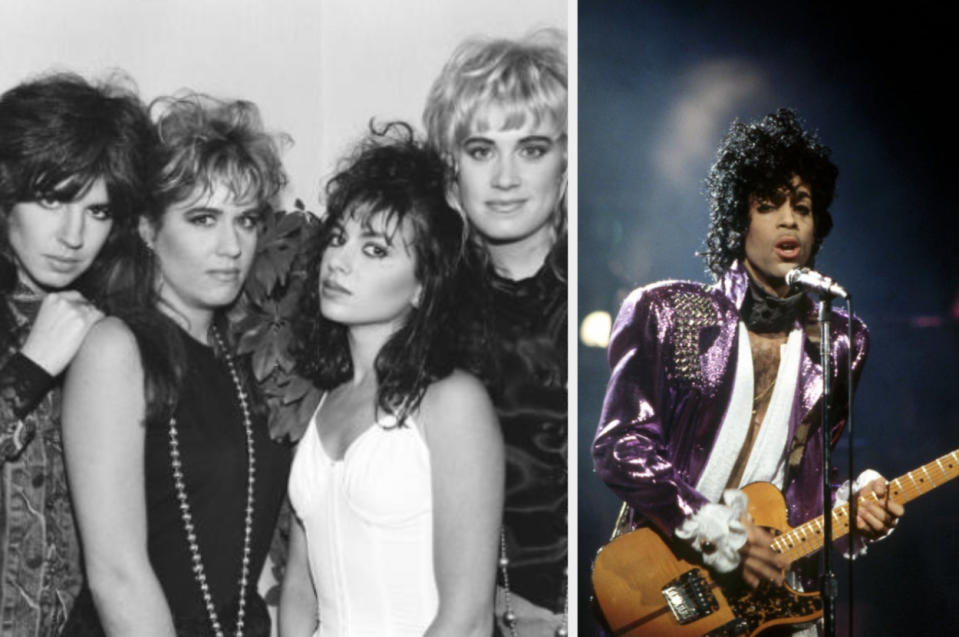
[168,327,256,637]
[498,528,568,637]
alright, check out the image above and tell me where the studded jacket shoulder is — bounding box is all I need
[592,261,868,535]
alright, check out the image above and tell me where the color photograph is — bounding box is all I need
[578,2,959,636]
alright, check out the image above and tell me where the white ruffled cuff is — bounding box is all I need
[834,468,896,559]
[675,489,748,573]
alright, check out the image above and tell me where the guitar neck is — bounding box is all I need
[771,448,959,563]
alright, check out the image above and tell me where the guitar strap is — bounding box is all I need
[787,412,815,472]
[787,322,824,473]
[609,501,632,541]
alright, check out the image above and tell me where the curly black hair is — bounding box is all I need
[701,108,838,278]
[293,122,466,425]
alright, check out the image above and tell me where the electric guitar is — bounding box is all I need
[591,448,959,636]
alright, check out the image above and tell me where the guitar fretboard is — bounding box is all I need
[771,448,959,563]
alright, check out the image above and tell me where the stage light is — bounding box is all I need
[580,310,612,348]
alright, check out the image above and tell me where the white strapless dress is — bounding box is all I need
[288,400,438,637]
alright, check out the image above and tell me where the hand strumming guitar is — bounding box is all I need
[737,515,787,588]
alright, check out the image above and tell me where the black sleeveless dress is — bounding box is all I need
[65,329,291,636]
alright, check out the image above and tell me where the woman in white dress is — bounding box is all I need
[279,123,503,637]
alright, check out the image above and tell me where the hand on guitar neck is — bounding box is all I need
[849,475,904,541]
[737,474,904,589]
[593,450,952,637]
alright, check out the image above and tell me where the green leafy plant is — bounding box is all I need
[230,199,322,442]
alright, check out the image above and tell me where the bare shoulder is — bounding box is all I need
[418,370,500,444]
[421,369,492,412]
[72,316,141,374]
[63,318,146,435]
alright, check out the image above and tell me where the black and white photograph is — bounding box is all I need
[0,1,567,636]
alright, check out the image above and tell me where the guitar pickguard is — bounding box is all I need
[729,585,822,634]
[593,449,959,636]
[704,584,822,636]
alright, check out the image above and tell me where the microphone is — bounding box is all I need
[785,267,849,299]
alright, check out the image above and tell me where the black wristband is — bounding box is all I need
[1,352,56,419]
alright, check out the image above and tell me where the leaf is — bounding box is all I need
[278,283,305,317]
[267,246,296,289]
[234,311,267,335]
[276,210,306,235]
[243,270,267,304]
[296,385,322,423]
[274,325,293,358]
[237,321,268,355]
[255,251,281,296]
[283,374,315,404]
[269,401,310,441]
[251,338,274,381]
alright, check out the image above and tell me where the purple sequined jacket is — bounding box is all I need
[592,261,868,535]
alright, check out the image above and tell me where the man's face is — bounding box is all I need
[742,174,815,296]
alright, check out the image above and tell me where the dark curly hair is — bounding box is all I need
[294,122,466,425]
[701,108,838,278]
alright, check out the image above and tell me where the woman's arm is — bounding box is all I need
[2,291,102,461]
[61,317,176,636]
[278,515,318,637]
[420,370,504,637]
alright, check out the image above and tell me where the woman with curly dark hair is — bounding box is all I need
[279,123,503,637]
[61,94,291,637]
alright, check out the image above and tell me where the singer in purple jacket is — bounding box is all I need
[592,109,903,594]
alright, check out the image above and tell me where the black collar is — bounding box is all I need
[740,271,807,333]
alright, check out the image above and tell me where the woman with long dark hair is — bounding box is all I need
[61,94,291,637]
[278,123,503,637]
[0,72,153,635]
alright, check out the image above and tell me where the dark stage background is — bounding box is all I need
[578,3,959,635]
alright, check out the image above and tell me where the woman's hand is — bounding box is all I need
[20,290,103,376]
[278,519,318,637]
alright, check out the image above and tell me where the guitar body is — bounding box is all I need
[592,483,822,636]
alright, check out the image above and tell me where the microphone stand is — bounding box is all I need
[818,295,837,637]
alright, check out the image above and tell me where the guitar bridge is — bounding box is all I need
[661,569,719,624]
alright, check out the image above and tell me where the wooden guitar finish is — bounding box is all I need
[592,448,959,636]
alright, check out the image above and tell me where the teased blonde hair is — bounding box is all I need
[149,93,288,215]
[424,28,567,162]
